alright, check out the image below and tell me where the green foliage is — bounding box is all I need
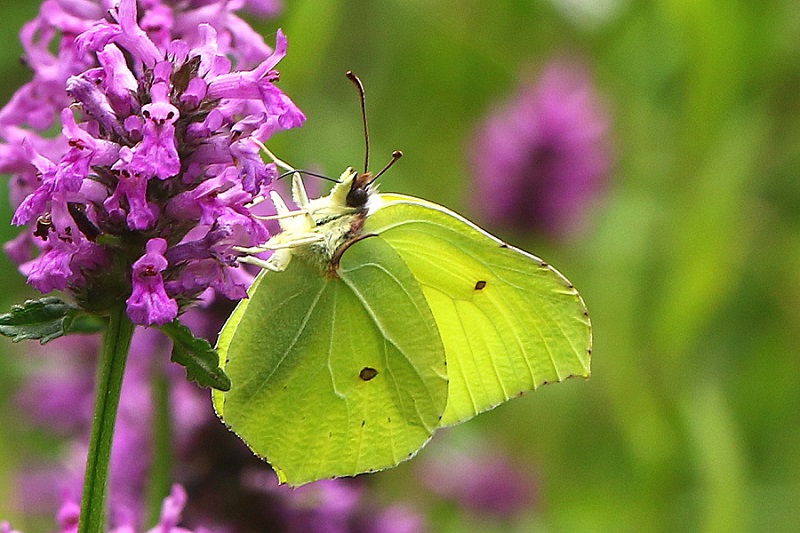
[159,320,231,391]
[0,297,100,344]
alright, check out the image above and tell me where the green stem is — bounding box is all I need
[145,361,172,526]
[78,305,135,533]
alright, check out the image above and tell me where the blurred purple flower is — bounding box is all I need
[11,306,428,532]
[56,484,203,533]
[143,485,203,533]
[56,499,80,533]
[366,505,427,533]
[0,522,22,533]
[418,443,538,520]
[281,480,363,533]
[11,325,206,526]
[242,0,283,17]
[470,58,610,240]
[1,0,304,326]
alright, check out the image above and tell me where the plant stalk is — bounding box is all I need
[145,361,172,526]
[78,305,135,533]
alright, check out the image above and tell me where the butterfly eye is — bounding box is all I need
[346,186,369,208]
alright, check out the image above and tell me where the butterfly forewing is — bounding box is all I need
[366,195,592,426]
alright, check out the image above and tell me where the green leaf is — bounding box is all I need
[0,297,76,344]
[160,320,231,391]
[67,313,106,335]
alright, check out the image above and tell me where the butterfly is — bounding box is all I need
[212,74,591,487]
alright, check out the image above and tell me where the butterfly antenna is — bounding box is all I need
[346,70,369,174]
[370,150,403,185]
[278,169,340,183]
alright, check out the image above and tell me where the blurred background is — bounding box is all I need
[1,0,799,531]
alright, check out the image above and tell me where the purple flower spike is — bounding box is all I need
[470,58,611,240]
[127,238,179,326]
[1,0,303,326]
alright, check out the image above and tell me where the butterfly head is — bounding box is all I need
[324,167,372,214]
[338,149,403,212]
[327,148,402,215]
[346,171,374,209]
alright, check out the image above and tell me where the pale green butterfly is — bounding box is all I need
[213,74,591,487]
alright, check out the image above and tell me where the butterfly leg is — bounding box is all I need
[234,233,324,254]
[234,232,324,272]
[237,251,293,272]
[260,190,315,233]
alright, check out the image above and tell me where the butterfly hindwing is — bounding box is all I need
[213,235,447,486]
[366,194,592,426]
